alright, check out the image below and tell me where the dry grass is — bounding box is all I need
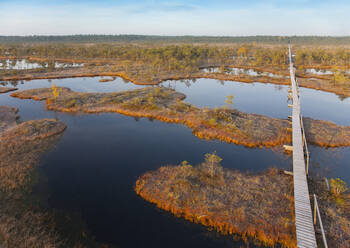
[11,87,72,101]
[0,87,18,94]
[297,77,350,100]
[309,178,350,247]
[99,77,115,82]
[135,154,296,247]
[0,106,18,133]
[304,117,350,147]
[0,203,62,248]
[0,105,68,247]
[0,119,66,192]
[0,105,111,247]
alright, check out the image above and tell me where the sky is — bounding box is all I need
[0,0,349,36]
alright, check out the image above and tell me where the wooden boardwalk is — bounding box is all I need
[288,45,317,248]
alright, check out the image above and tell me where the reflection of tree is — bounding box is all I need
[24,58,30,70]
[274,85,283,91]
[307,146,346,180]
[10,60,17,68]
[225,94,234,109]
[0,60,7,69]
[10,81,19,87]
[184,80,191,88]
[337,94,348,101]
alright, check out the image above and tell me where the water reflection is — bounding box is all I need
[200,67,288,79]
[0,59,83,70]
[1,75,349,247]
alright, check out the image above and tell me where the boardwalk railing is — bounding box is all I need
[313,194,329,248]
[288,45,318,248]
[300,115,310,175]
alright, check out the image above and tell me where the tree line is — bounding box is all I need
[1,35,350,45]
[1,44,349,71]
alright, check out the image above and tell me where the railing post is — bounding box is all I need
[313,194,317,225]
[313,194,329,248]
[306,153,310,176]
[325,178,330,191]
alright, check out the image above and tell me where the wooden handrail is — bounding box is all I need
[313,194,328,248]
[300,114,310,175]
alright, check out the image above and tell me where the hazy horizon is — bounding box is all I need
[1,0,349,36]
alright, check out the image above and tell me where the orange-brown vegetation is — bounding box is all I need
[0,105,108,247]
[309,177,350,247]
[0,87,17,94]
[99,77,115,82]
[0,106,18,132]
[0,107,66,193]
[135,154,296,247]
[11,87,73,101]
[303,117,350,147]
[0,105,67,247]
[296,77,350,100]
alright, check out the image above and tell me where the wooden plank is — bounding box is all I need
[288,45,317,248]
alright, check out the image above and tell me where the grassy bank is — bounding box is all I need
[0,105,108,247]
[0,106,66,247]
[0,87,17,94]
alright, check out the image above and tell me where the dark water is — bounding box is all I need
[1,76,349,247]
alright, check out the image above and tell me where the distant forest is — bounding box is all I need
[1,35,350,45]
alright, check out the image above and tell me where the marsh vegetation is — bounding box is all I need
[135,153,296,247]
[0,38,349,248]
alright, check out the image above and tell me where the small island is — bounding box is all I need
[135,153,296,247]
[0,105,67,247]
[135,153,350,248]
[0,86,18,94]
[99,77,115,82]
[11,86,350,148]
